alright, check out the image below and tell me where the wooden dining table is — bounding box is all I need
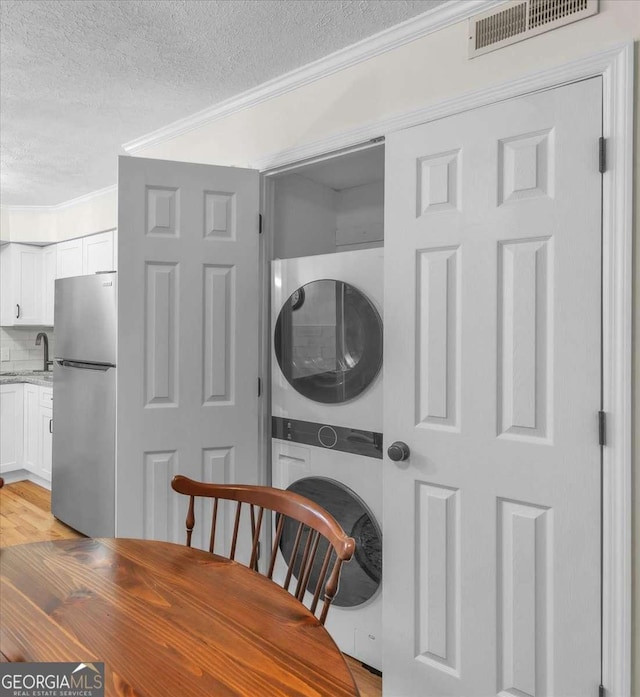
[0,538,360,696]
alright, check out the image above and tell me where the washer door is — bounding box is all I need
[279,477,382,607]
[274,279,382,404]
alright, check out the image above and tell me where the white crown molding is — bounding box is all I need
[260,41,634,696]
[122,0,506,155]
[1,204,58,214]
[55,183,117,211]
[2,184,117,215]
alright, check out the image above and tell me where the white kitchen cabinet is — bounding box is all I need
[0,232,116,328]
[39,399,53,480]
[83,231,114,274]
[42,245,57,326]
[0,383,24,473]
[23,384,40,472]
[57,231,115,279]
[0,244,44,326]
[56,238,83,279]
[21,384,53,482]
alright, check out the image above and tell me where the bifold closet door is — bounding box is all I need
[117,156,260,558]
[383,78,602,697]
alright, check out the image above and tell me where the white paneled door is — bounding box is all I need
[117,156,260,551]
[383,79,602,696]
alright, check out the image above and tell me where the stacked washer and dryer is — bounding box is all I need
[271,247,383,671]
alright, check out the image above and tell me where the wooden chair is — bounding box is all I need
[171,475,355,625]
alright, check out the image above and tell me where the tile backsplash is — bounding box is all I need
[0,326,55,372]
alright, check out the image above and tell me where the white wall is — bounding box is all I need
[273,174,337,259]
[56,187,117,241]
[336,179,384,250]
[0,187,117,244]
[0,208,58,244]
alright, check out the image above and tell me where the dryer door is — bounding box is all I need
[274,279,382,404]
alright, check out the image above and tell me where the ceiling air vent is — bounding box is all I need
[469,0,598,58]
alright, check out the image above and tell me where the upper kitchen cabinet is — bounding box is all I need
[0,244,43,326]
[57,231,116,279]
[56,237,83,278]
[83,231,115,274]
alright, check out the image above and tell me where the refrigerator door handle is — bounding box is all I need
[56,359,115,371]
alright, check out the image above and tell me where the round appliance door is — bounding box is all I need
[278,477,382,607]
[274,279,382,404]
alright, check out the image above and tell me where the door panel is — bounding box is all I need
[116,156,260,548]
[383,78,602,696]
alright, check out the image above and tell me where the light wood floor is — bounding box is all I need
[0,480,82,546]
[0,480,382,697]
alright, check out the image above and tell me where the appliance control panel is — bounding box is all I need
[272,416,382,459]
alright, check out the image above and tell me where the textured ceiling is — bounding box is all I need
[1,0,444,207]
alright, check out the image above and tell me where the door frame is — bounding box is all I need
[257,42,634,696]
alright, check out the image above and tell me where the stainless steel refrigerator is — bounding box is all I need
[52,273,116,537]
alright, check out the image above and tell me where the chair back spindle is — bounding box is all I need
[171,475,355,624]
[209,498,219,554]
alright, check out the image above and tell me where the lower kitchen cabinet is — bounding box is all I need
[26,385,53,482]
[23,384,40,471]
[0,383,52,483]
[0,384,24,473]
[40,402,53,480]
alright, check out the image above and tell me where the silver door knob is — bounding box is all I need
[387,441,410,462]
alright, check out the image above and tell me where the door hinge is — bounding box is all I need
[599,684,605,697]
[258,378,262,397]
[598,410,606,447]
[599,137,606,174]
[258,213,263,234]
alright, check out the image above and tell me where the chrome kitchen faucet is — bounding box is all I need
[35,332,53,372]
